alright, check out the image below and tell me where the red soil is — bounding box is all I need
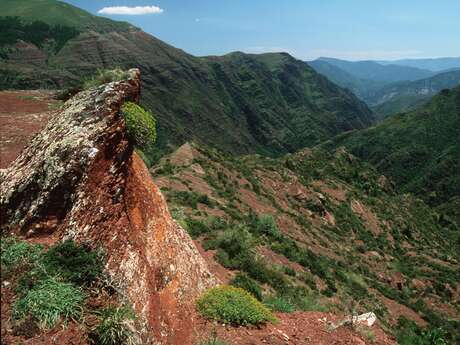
[195,311,397,345]
[0,91,57,168]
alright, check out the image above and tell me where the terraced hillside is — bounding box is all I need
[153,142,460,343]
[0,0,373,157]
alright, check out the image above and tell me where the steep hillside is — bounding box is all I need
[0,0,373,156]
[368,70,460,119]
[153,142,459,343]
[323,87,460,223]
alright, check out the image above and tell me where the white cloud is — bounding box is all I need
[98,5,164,15]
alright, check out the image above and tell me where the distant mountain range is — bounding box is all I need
[379,57,460,72]
[308,57,460,118]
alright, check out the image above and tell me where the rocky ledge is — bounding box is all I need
[0,69,217,344]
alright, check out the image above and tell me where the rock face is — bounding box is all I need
[0,70,217,344]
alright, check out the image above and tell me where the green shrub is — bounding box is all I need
[41,240,102,285]
[121,102,157,157]
[230,273,263,301]
[264,296,295,313]
[13,278,84,329]
[197,286,276,325]
[1,238,43,274]
[84,68,131,89]
[396,317,449,345]
[255,214,282,239]
[92,306,136,345]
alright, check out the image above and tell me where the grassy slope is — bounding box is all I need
[155,142,459,341]
[323,87,460,223]
[0,0,135,32]
[0,0,374,157]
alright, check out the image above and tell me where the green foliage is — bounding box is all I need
[197,286,276,326]
[264,296,295,313]
[0,16,79,52]
[92,306,136,345]
[1,237,43,275]
[84,68,132,89]
[167,190,213,209]
[41,240,102,285]
[254,214,282,239]
[121,101,157,158]
[13,278,84,329]
[324,86,460,224]
[230,273,263,301]
[396,317,449,345]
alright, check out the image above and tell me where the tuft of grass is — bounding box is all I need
[197,285,276,326]
[92,306,136,345]
[264,295,295,313]
[1,238,43,277]
[356,326,376,343]
[198,337,228,345]
[13,278,84,329]
[83,68,131,89]
[41,240,102,286]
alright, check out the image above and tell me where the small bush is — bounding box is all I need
[197,286,276,325]
[92,306,136,345]
[256,214,282,239]
[13,278,84,329]
[230,273,263,301]
[122,102,157,156]
[84,68,131,89]
[264,296,295,313]
[41,240,102,285]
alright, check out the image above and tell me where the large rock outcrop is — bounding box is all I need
[0,70,217,344]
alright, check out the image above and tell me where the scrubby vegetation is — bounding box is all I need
[122,101,157,165]
[1,237,136,339]
[197,285,276,325]
[84,68,133,89]
[13,278,84,328]
[159,142,459,343]
[91,306,136,345]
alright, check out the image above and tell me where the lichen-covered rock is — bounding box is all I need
[0,70,217,344]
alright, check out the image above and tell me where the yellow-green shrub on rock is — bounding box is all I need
[121,102,156,158]
[197,285,276,325]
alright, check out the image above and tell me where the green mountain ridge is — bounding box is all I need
[322,86,460,223]
[0,0,136,32]
[368,70,460,119]
[0,0,373,157]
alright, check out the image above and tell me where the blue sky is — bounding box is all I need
[66,0,460,61]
